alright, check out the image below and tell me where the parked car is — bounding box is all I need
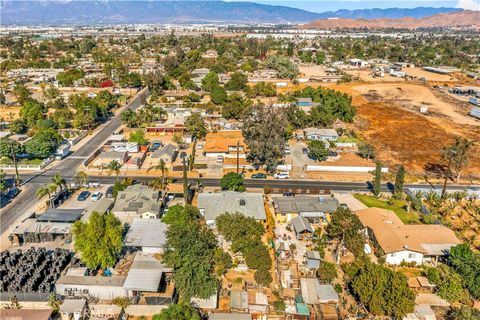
[167,194,175,201]
[251,173,267,179]
[274,172,290,179]
[77,191,91,201]
[6,187,20,199]
[302,148,309,154]
[105,186,114,198]
[216,155,224,163]
[91,192,103,201]
[284,144,291,155]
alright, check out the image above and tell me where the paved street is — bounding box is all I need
[0,87,149,235]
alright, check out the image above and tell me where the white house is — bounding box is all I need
[356,208,461,265]
[304,128,339,141]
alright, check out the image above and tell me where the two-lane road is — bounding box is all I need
[1,87,149,234]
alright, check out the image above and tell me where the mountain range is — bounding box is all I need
[301,10,480,29]
[0,0,463,25]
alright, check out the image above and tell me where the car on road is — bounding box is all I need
[105,186,114,198]
[273,172,290,179]
[251,173,267,179]
[302,148,309,154]
[77,191,91,201]
[91,192,103,201]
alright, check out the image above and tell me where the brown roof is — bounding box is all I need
[0,309,52,320]
[204,131,247,154]
[355,208,460,254]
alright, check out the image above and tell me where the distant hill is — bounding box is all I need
[301,10,480,29]
[0,0,463,25]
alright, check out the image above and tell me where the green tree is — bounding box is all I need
[47,293,61,312]
[128,130,148,144]
[214,248,232,276]
[107,160,122,181]
[163,205,218,301]
[442,138,474,184]
[425,264,469,303]
[24,128,62,158]
[148,159,169,190]
[372,161,382,196]
[327,207,364,256]
[51,173,67,193]
[20,99,46,128]
[225,72,248,91]
[447,306,480,320]
[243,104,287,172]
[394,165,405,197]
[0,138,23,185]
[307,140,328,161]
[264,55,299,79]
[185,113,207,140]
[210,85,227,105]
[36,183,57,208]
[220,172,245,192]
[317,261,337,283]
[152,303,201,320]
[72,212,123,269]
[357,142,375,160]
[0,170,6,191]
[74,171,89,186]
[8,119,28,134]
[448,244,480,299]
[13,83,31,104]
[201,71,219,92]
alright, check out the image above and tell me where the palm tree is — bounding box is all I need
[107,160,122,181]
[47,293,61,312]
[36,184,57,208]
[148,159,168,190]
[74,171,89,187]
[51,173,67,194]
[425,190,441,208]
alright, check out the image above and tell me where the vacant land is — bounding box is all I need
[354,194,420,224]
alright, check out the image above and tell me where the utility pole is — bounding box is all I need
[441,155,453,199]
[236,140,240,174]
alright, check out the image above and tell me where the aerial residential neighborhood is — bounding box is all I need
[0,2,479,320]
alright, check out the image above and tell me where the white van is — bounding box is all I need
[274,172,290,179]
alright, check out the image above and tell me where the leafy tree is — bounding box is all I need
[163,205,218,300]
[25,128,63,158]
[51,173,67,193]
[254,265,272,287]
[220,172,245,192]
[214,248,232,276]
[425,264,469,303]
[20,99,46,128]
[347,257,415,318]
[201,71,219,92]
[210,85,227,105]
[185,113,207,140]
[0,138,23,159]
[221,93,251,119]
[447,306,480,320]
[72,212,123,269]
[264,55,299,79]
[394,165,405,197]
[57,69,85,86]
[357,142,375,160]
[47,293,61,312]
[442,138,474,183]
[243,104,287,172]
[148,159,169,190]
[152,303,201,320]
[52,108,73,129]
[225,72,248,91]
[107,160,122,181]
[247,82,276,98]
[74,171,89,186]
[0,170,6,191]
[36,183,57,208]
[128,130,148,144]
[327,207,364,256]
[448,244,480,299]
[13,83,31,104]
[307,140,328,161]
[317,261,337,283]
[372,161,382,196]
[8,119,28,134]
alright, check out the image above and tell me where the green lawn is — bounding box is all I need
[354,194,420,224]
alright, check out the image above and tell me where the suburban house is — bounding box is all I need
[300,278,339,305]
[349,58,369,68]
[124,218,168,254]
[355,208,461,265]
[96,151,128,166]
[192,68,210,77]
[197,192,266,225]
[203,131,248,159]
[112,185,164,224]
[305,250,321,269]
[150,144,178,164]
[304,128,339,142]
[273,195,339,223]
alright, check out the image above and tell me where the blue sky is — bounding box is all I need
[236,0,478,11]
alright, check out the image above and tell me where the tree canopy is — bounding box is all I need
[184,113,207,140]
[72,212,123,269]
[327,207,364,256]
[152,303,201,320]
[307,140,328,161]
[448,244,480,299]
[220,172,245,192]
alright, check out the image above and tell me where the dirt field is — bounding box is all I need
[326,83,480,178]
[298,64,329,78]
[0,106,20,121]
[403,67,458,82]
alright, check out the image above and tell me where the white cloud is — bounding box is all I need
[457,0,480,10]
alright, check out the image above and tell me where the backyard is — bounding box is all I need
[353,194,420,224]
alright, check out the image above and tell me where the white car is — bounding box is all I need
[274,172,290,179]
[91,192,103,201]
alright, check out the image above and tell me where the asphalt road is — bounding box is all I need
[0,87,149,235]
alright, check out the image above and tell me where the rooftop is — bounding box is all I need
[204,130,247,153]
[59,298,87,313]
[355,208,461,255]
[36,208,84,223]
[124,218,167,249]
[274,196,339,215]
[123,253,170,292]
[0,309,52,320]
[291,216,313,234]
[197,192,266,222]
[112,185,162,215]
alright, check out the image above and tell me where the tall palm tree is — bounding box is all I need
[36,184,57,208]
[51,173,67,193]
[74,171,89,187]
[148,159,168,190]
[107,160,122,181]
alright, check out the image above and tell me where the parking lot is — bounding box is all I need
[59,184,112,210]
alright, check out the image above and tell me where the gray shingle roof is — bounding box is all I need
[197,192,266,222]
[112,185,162,215]
[151,143,178,159]
[274,196,339,215]
[291,216,313,234]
